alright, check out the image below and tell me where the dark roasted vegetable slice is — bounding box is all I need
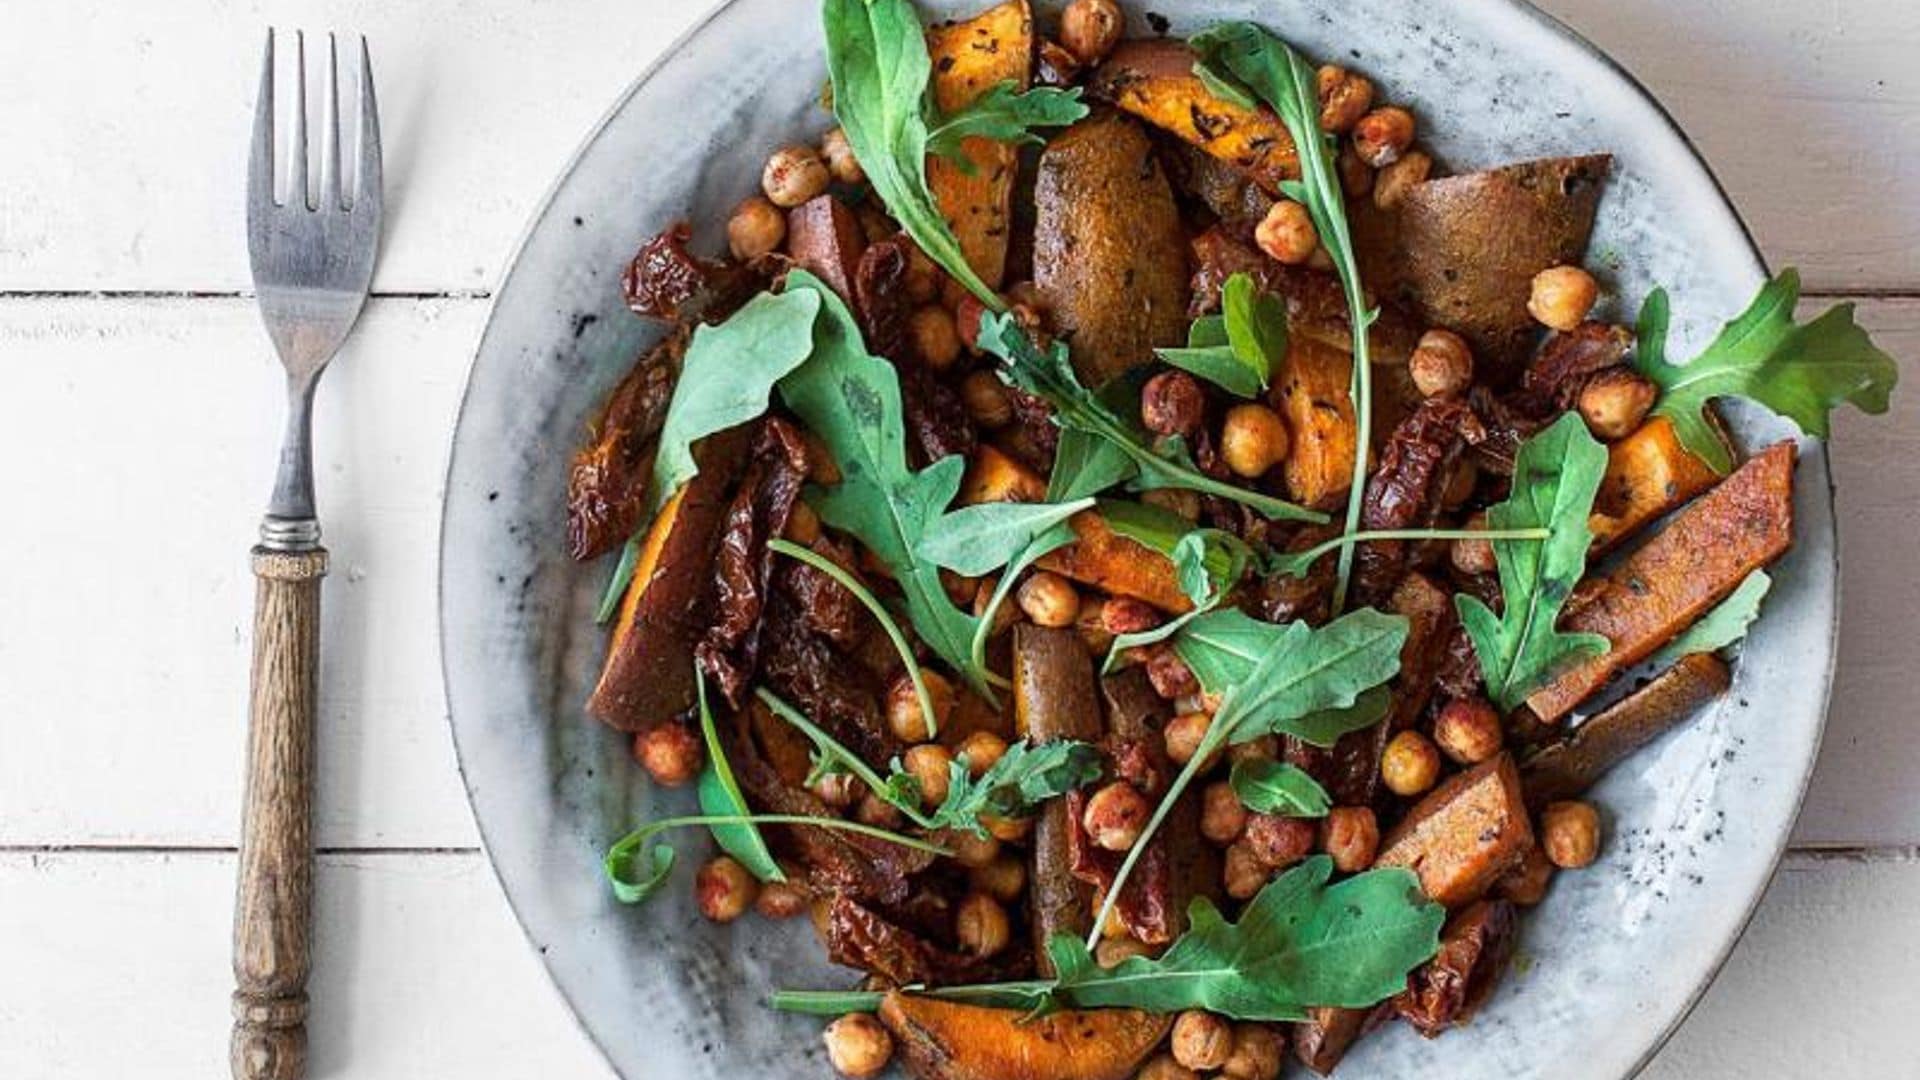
[1013,624,1104,973]
[1521,652,1732,808]
[1394,899,1519,1037]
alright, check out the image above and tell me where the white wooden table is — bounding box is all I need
[1,2,1914,1076]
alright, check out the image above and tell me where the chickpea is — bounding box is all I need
[1164,711,1214,767]
[1171,1011,1235,1071]
[1381,730,1442,797]
[1407,328,1474,400]
[1223,839,1269,900]
[1137,1054,1202,1080]
[903,744,956,808]
[1200,781,1249,845]
[1018,570,1081,629]
[885,668,955,743]
[1541,800,1602,868]
[1243,812,1317,870]
[811,771,860,809]
[1221,1023,1287,1080]
[1228,734,1278,766]
[1254,199,1318,266]
[1352,106,1416,168]
[1099,596,1162,636]
[1336,145,1375,199]
[1528,265,1600,331]
[633,722,703,787]
[948,828,1002,870]
[823,1013,893,1078]
[1146,648,1200,700]
[909,304,963,373]
[1315,806,1379,874]
[960,369,1014,428]
[1495,845,1556,906]
[1141,370,1207,437]
[970,854,1027,903]
[761,144,831,208]
[1083,781,1152,852]
[957,730,1008,778]
[820,126,864,185]
[1578,368,1658,440]
[1450,511,1497,576]
[900,239,939,303]
[1075,601,1116,655]
[694,856,758,923]
[755,878,810,920]
[1220,403,1291,479]
[726,196,788,261]
[1316,65,1376,134]
[956,892,1011,957]
[1060,0,1124,65]
[1434,696,1504,764]
[1373,149,1433,211]
[982,813,1034,842]
[856,791,905,830]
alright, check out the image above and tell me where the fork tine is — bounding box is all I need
[319,33,343,211]
[288,30,309,209]
[353,35,383,221]
[249,29,275,215]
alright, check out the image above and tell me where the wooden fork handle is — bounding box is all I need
[232,545,327,1080]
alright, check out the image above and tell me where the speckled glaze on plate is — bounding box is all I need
[439,2,1838,1076]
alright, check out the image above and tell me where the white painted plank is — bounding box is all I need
[0,851,609,1080]
[1,0,1916,293]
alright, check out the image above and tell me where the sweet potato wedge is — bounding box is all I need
[959,443,1050,505]
[1274,332,1360,510]
[881,992,1170,1080]
[1089,38,1299,194]
[1588,416,1721,553]
[1522,653,1731,810]
[1014,625,1103,972]
[586,427,751,731]
[926,0,1032,290]
[1527,442,1796,722]
[785,194,867,303]
[1040,512,1194,614]
[1375,754,1534,908]
[1397,155,1611,380]
[1033,111,1190,387]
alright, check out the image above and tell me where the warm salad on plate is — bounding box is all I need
[562,1,1897,1076]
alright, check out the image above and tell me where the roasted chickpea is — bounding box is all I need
[1316,65,1376,134]
[1578,368,1658,440]
[956,892,1011,957]
[811,771,860,809]
[1336,145,1375,198]
[1243,812,1317,870]
[1083,781,1152,852]
[909,304,963,373]
[1528,265,1600,331]
[695,856,758,923]
[1434,696,1504,764]
[1373,149,1433,211]
[948,828,1002,870]
[1220,403,1292,479]
[982,813,1034,842]
[1409,328,1473,399]
[1141,370,1207,437]
[1171,1011,1235,1071]
[633,722,703,787]
[1164,711,1214,767]
[957,730,1008,778]
[823,1013,893,1078]
[1495,845,1556,906]
[1221,1023,1287,1080]
[1200,781,1249,846]
[856,790,904,830]
[1018,570,1081,629]
[785,500,823,545]
[726,196,788,261]
[1099,596,1162,637]
[761,144,831,208]
[1228,734,1278,766]
[1450,511,1497,576]
[903,744,956,808]
[1353,106,1416,167]
[1222,839,1268,899]
[1075,600,1117,655]
[1146,648,1200,700]
[1060,0,1124,65]
[1542,800,1602,868]
[1096,936,1155,969]
[960,369,1014,428]
[886,669,955,743]
[1137,1053,1202,1080]
[755,878,810,920]
[1319,806,1381,873]
[820,126,864,185]
[1254,199,1319,266]
[970,854,1027,903]
[900,239,939,302]
[1381,730,1442,797]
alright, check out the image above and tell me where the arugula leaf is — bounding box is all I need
[1047,427,1136,502]
[917,497,1094,576]
[1191,25,1376,611]
[693,669,784,883]
[777,271,991,698]
[977,311,1325,523]
[1456,413,1612,711]
[1636,270,1898,474]
[1154,274,1284,398]
[1230,759,1331,818]
[917,739,1105,835]
[604,813,949,905]
[1653,569,1772,666]
[926,81,1089,166]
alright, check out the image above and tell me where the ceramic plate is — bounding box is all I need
[440,2,1838,1076]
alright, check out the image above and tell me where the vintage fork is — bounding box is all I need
[233,29,381,1080]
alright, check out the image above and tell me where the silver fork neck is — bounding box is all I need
[262,373,323,551]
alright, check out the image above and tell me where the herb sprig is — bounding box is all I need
[1155,272,1287,398]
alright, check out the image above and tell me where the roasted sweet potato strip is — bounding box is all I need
[1014,625,1103,973]
[1521,653,1731,809]
[1588,416,1721,553]
[1089,38,1299,193]
[1375,754,1534,908]
[925,0,1032,290]
[880,992,1170,1080]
